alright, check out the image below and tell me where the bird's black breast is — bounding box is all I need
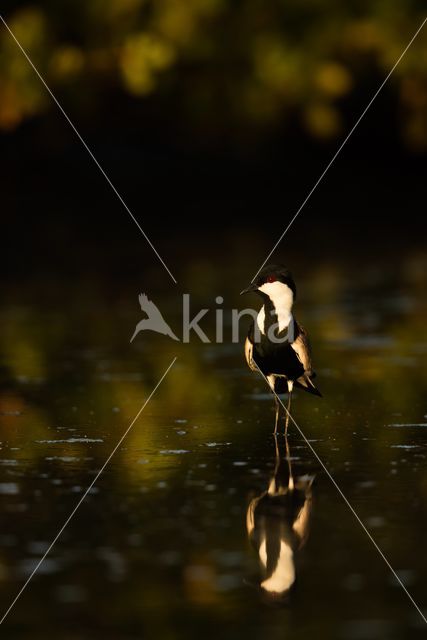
[248,322,304,380]
[251,490,308,562]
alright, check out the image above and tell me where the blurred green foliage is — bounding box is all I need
[1,1,427,146]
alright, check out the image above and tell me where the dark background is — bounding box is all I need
[1,0,426,288]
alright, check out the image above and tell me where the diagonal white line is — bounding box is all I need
[254,363,427,625]
[0,356,177,626]
[0,14,177,285]
[252,16,427,282]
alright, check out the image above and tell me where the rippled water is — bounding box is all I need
[0,257,426,639]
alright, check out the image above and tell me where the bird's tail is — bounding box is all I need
[294,374,322,397]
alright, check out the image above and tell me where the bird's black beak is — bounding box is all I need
[240,283,258,295]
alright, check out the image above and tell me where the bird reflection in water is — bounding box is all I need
[246,435,314,602]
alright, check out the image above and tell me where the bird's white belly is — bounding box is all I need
[256,307,266,335]
[256,306,293,335]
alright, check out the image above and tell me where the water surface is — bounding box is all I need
[0,256,426,639]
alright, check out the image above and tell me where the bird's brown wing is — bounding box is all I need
[291,321,322,396]
[290,321,313,376]
[245,335,258,372]
[292,485,313,549]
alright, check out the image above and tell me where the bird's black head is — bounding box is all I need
[240,264,297,300]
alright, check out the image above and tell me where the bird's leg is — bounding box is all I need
[274,394,280,435]
[268,433,281,494]
[284,431,294,490]
[284,380,294,437]
[267,375,279,435]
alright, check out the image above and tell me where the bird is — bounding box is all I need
[241,264,321,434]
[130,293,179,343]
[246,434,314,600]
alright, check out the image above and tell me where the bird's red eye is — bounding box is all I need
[266,275,276,283]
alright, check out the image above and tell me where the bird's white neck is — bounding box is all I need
[257,282,294,334]
[259,538,295,594]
